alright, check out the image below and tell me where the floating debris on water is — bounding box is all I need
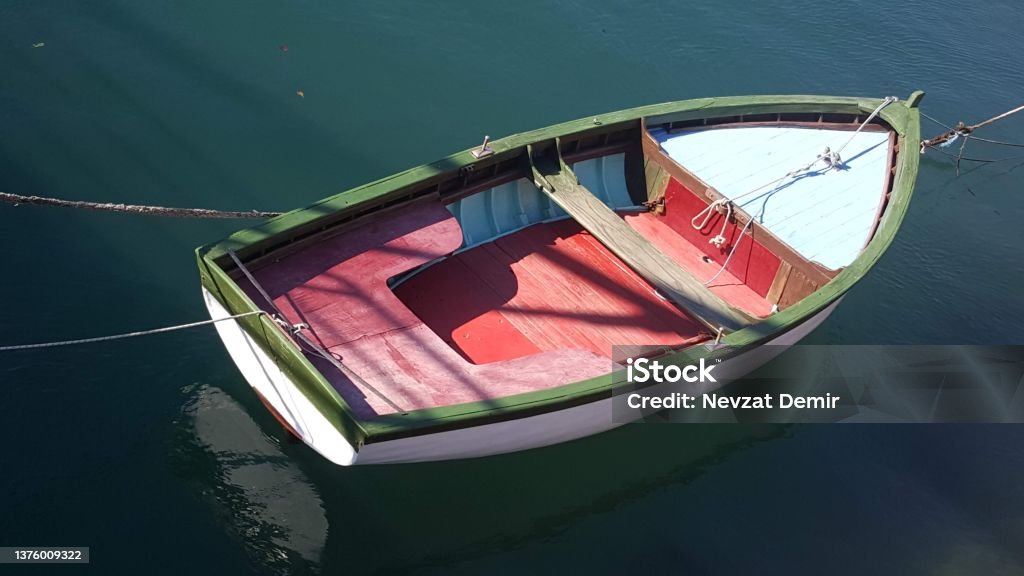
[33,42,45,48]
[296,90,305,98]
[279,44,288,53]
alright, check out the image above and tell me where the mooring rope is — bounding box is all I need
[921,111,953,130]
[0,192,282,219]
[0,311,266,352]
[920,104,1024,175]
[922,112,1024,148]
[702,182,786,288]
[921,104,1024,152]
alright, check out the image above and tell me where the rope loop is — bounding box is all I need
[691,197,730,231]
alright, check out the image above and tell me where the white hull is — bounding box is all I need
[204,288,840,466]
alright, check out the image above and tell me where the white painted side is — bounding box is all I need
[205,284,840,466]
[203,289,358,466]
[356,298,843,464]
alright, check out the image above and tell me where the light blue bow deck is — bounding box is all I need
[652,126,891,270]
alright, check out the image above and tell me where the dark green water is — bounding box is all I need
[2,1,1023,574]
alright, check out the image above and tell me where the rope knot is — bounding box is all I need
[819,146,843,169]
[709,234,726,248]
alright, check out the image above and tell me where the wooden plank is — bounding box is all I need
[778,267,821,309]
[645,161,669,204]
[766,260,793,306]
[530,156,753,332]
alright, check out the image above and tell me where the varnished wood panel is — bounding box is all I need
[778,267,822,310]
[766,260,793,306]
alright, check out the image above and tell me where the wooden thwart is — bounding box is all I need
[529,153,754,332]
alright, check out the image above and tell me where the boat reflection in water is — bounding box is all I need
[176,384,328,573]
[175,382,794,573]
[308,423,785,573]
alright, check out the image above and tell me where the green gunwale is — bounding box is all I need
[197,92,923,449]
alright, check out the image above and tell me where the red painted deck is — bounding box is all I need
[397,213,773,367]
[243,199,610,418]
[240,199,771,417]
[659,178,782,298]
[623,212,775,317]
[397,217,712,364]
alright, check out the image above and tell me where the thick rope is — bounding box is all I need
[709,203,732,248]
[0,311,266,352]
[0,192,282,219]
[921,104,1024,152]
[971,104,1024,131]
[922,111,1024,148]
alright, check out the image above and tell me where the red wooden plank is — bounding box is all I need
[394,256,541,364]
[624,212,774,317]
[456,243,572,354]
[322,325,611,418]
[493,223,618,356]
[559,231,710,343]
[397,219,713,364]
[660,178,781,298]
[247,199,464,349]
[242,199,772,416]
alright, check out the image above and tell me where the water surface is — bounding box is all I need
[1,1,1023,573]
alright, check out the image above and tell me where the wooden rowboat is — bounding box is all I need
[197,92,924,465]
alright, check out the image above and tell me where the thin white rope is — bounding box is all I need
[691,199,723,231]
[0,311,266,352]
[705,218,755,287]
[704,192,766,287]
